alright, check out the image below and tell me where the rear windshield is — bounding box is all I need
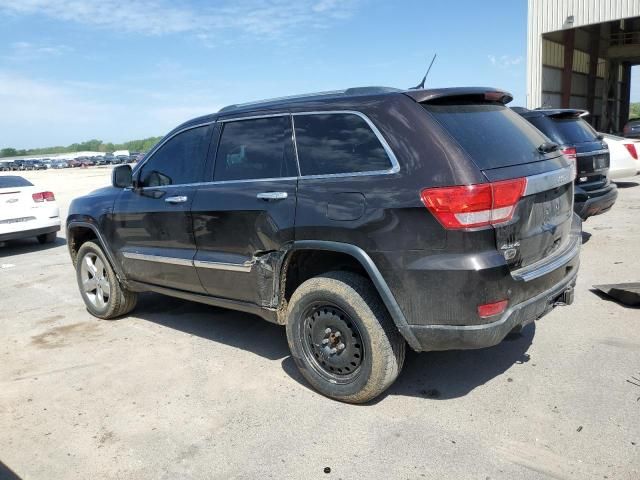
[423,103,549,170]
[0,176,33,188]
[529,116,598,144]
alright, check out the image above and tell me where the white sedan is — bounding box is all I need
[0,175,60,244]
[601,134,639,179]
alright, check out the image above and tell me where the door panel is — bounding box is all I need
[111,186,204,292]
[192,179,297,304]
[192,114,298,305]
[108,123,213,292]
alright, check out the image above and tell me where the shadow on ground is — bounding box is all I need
[582,231,592,244]
[590,287,640,309]
[133,293,289,361]
[614,181,639,189]
[0,460,21,480]
[134,292,534,401]
[0,236,65,258]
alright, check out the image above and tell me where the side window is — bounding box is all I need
[294,113,392,176]
[214,116,295,181]
[139,125,211,187]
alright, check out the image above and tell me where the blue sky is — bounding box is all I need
[0,0,638,149]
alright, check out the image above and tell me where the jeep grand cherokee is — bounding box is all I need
[67,86,580,403]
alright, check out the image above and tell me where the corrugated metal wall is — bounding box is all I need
[527,0,640,108]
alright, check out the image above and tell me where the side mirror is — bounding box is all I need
[112,164,133,188]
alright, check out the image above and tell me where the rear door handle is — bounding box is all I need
[256,192,288,201]
[165,195,188,204]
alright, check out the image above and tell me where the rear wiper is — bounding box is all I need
[537,141,559,154]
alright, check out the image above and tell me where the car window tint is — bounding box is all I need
[544,117,598,144]
[139,125,211,187]
[0,176,33,188]
[294,113,392,176]
[424,103,548,170]
[214,116,294,181]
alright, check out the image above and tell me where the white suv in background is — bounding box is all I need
[0,175,60,245]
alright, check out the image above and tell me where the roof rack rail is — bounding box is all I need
[218,86,401,113]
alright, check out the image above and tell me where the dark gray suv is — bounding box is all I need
[67,86,580,402]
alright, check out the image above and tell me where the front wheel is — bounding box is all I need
[286,271,405,403]
[75,241,137,319]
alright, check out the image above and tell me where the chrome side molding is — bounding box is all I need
[193,260,252,272]
[122,251,253,273]
[122,252,194,267]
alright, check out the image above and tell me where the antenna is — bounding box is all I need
[410,53,437,90]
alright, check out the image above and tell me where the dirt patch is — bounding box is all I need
[37,314,65,325]
[31,322,101,349]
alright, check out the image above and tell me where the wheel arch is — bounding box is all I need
[279,241,421,350]
[67,219,125,281]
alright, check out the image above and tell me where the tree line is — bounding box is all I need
[0,136,163,158]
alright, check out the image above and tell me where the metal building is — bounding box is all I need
[527,0,640,132]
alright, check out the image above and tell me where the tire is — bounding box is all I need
[75,241,137,319]
[286,271,405,403]
[37,232,57,244]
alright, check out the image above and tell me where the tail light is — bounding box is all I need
[420,178,526,229]
[477,300,508,318]
[561,147,577,176]
[32,191,55,202]
[624,143,638,160]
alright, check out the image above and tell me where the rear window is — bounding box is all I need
[529,116,598,144]
[0,176,33,188]
[423,103,548,170]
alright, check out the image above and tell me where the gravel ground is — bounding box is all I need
[1,168,639,480]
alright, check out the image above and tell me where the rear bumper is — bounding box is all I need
[574,182,618,220]
[0,224,60,242]
[408,265,578,351]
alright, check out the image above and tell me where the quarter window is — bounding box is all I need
[139,125,211,187]
[214,116,295,181]
[294,113,392,176]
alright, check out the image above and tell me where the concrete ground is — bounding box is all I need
[1,167,639,480]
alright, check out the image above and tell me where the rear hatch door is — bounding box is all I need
[421,99,578,277]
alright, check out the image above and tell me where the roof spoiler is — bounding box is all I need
[404,87,513,105]
[541,109,589,118]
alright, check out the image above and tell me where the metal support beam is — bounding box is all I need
[586,25,601,128]
[561,29,575,108]
[619,62,632,132]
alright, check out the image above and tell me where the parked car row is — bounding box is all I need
[0,153,142,171]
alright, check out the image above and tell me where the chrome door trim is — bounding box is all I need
[122,252,194,267]
[524,164,575,196]
[193,260,253,272]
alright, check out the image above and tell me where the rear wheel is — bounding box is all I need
[286,271,405,403]
[75,241,137,319]
[37,232,57,244]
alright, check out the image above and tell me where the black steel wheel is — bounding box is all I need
[300,303,365,384]
[286,271,405,403]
